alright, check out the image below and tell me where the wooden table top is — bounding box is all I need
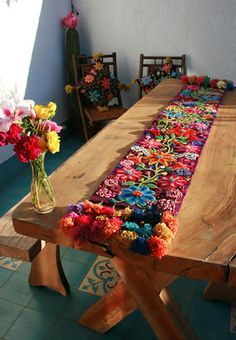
[12,79,236,284]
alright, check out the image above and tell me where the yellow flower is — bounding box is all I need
[65,84,74,94]
[34,105,51,119]
[47,102,57,117]
[46,131,60,154]
[92,51,103,61]
[94,62,104,71]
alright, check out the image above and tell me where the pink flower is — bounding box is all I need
[62,11,78,29]
[139,137,163,149]
[42,120,62,133]
[0,98,35,132]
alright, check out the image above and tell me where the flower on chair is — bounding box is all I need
[75,53,130,111]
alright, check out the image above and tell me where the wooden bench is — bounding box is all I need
[0,201,42,262]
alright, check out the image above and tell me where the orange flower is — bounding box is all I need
[147,151,175,166]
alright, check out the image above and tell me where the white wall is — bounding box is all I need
[0,0,70,163]
[77,0,236,107]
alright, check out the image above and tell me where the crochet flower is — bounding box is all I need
[118,185,156,207]
[62,11,78,29]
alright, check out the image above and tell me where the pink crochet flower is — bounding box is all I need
[62,11,78,29]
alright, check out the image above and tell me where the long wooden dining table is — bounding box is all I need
[12,79,236,339]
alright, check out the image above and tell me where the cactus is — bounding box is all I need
[65,27,80,84]
[63,10,83,135]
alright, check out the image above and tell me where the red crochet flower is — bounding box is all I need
[13,135,41,162]
[158,175,188,189]
[148,236,168,259]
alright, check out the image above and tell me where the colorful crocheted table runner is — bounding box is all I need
[60,77,233,259]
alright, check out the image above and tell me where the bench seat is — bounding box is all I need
[0,205,42,262]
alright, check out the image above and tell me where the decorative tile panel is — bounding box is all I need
[0,256,22,270]
[78,256,120,296]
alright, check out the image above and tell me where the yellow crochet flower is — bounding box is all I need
[94,62,104,71]
[46,131,60,154]
[65,84,74,94]
[153,222,174,245]
[92,51,103,61]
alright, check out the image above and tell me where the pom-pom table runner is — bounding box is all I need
[60,82,231,259]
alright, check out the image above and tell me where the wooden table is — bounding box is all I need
[12,79,236,339]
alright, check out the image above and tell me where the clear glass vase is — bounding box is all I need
[30,153,56,214]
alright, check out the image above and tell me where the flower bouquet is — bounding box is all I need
[0,99,62,214]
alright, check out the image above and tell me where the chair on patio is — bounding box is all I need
[72,52,127,141]
[138,54,186,99]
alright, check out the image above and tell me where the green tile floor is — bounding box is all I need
[0,132,236,339]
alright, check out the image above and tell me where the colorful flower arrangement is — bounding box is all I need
[60,77,233,259]
[65,52,130,111]
[0,99,62,162]
[136,57,181,95]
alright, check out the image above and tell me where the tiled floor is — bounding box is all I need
[0,132,236,339]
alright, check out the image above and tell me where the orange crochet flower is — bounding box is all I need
[147,151,175,166]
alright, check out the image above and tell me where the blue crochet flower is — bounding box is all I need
[118,185,156,207]
[140,76,153,86]
[88,90,101,104]
[130,237,149,255]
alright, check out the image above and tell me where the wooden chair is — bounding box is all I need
[138,54,186,99]
[72,52,127,141]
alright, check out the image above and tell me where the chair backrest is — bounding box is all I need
[138,54,186,98]
[72,52,123,107]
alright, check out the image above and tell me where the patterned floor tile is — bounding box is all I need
[78,256,120,296]
[230,306,236,334]
[0,256,22,271]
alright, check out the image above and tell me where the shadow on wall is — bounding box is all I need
[24,0,70,125]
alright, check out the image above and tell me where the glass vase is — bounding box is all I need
[30,153,56,214]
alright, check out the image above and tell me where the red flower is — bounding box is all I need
[115,168,142,182]
[148,236,168,259]
[196,76,204,86]
[101,77,111,89]
[209,79,218,88]
[166,126,199,141]
[0,132,8,146]
[7,124,22,144]
[158,175,188,189]
[13,135,41,162]
[181,75,189,84]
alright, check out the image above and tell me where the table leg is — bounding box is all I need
[79,281,137,333]
[29,242,70,296]
[112,257,198,340]
[203,283,236,305]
